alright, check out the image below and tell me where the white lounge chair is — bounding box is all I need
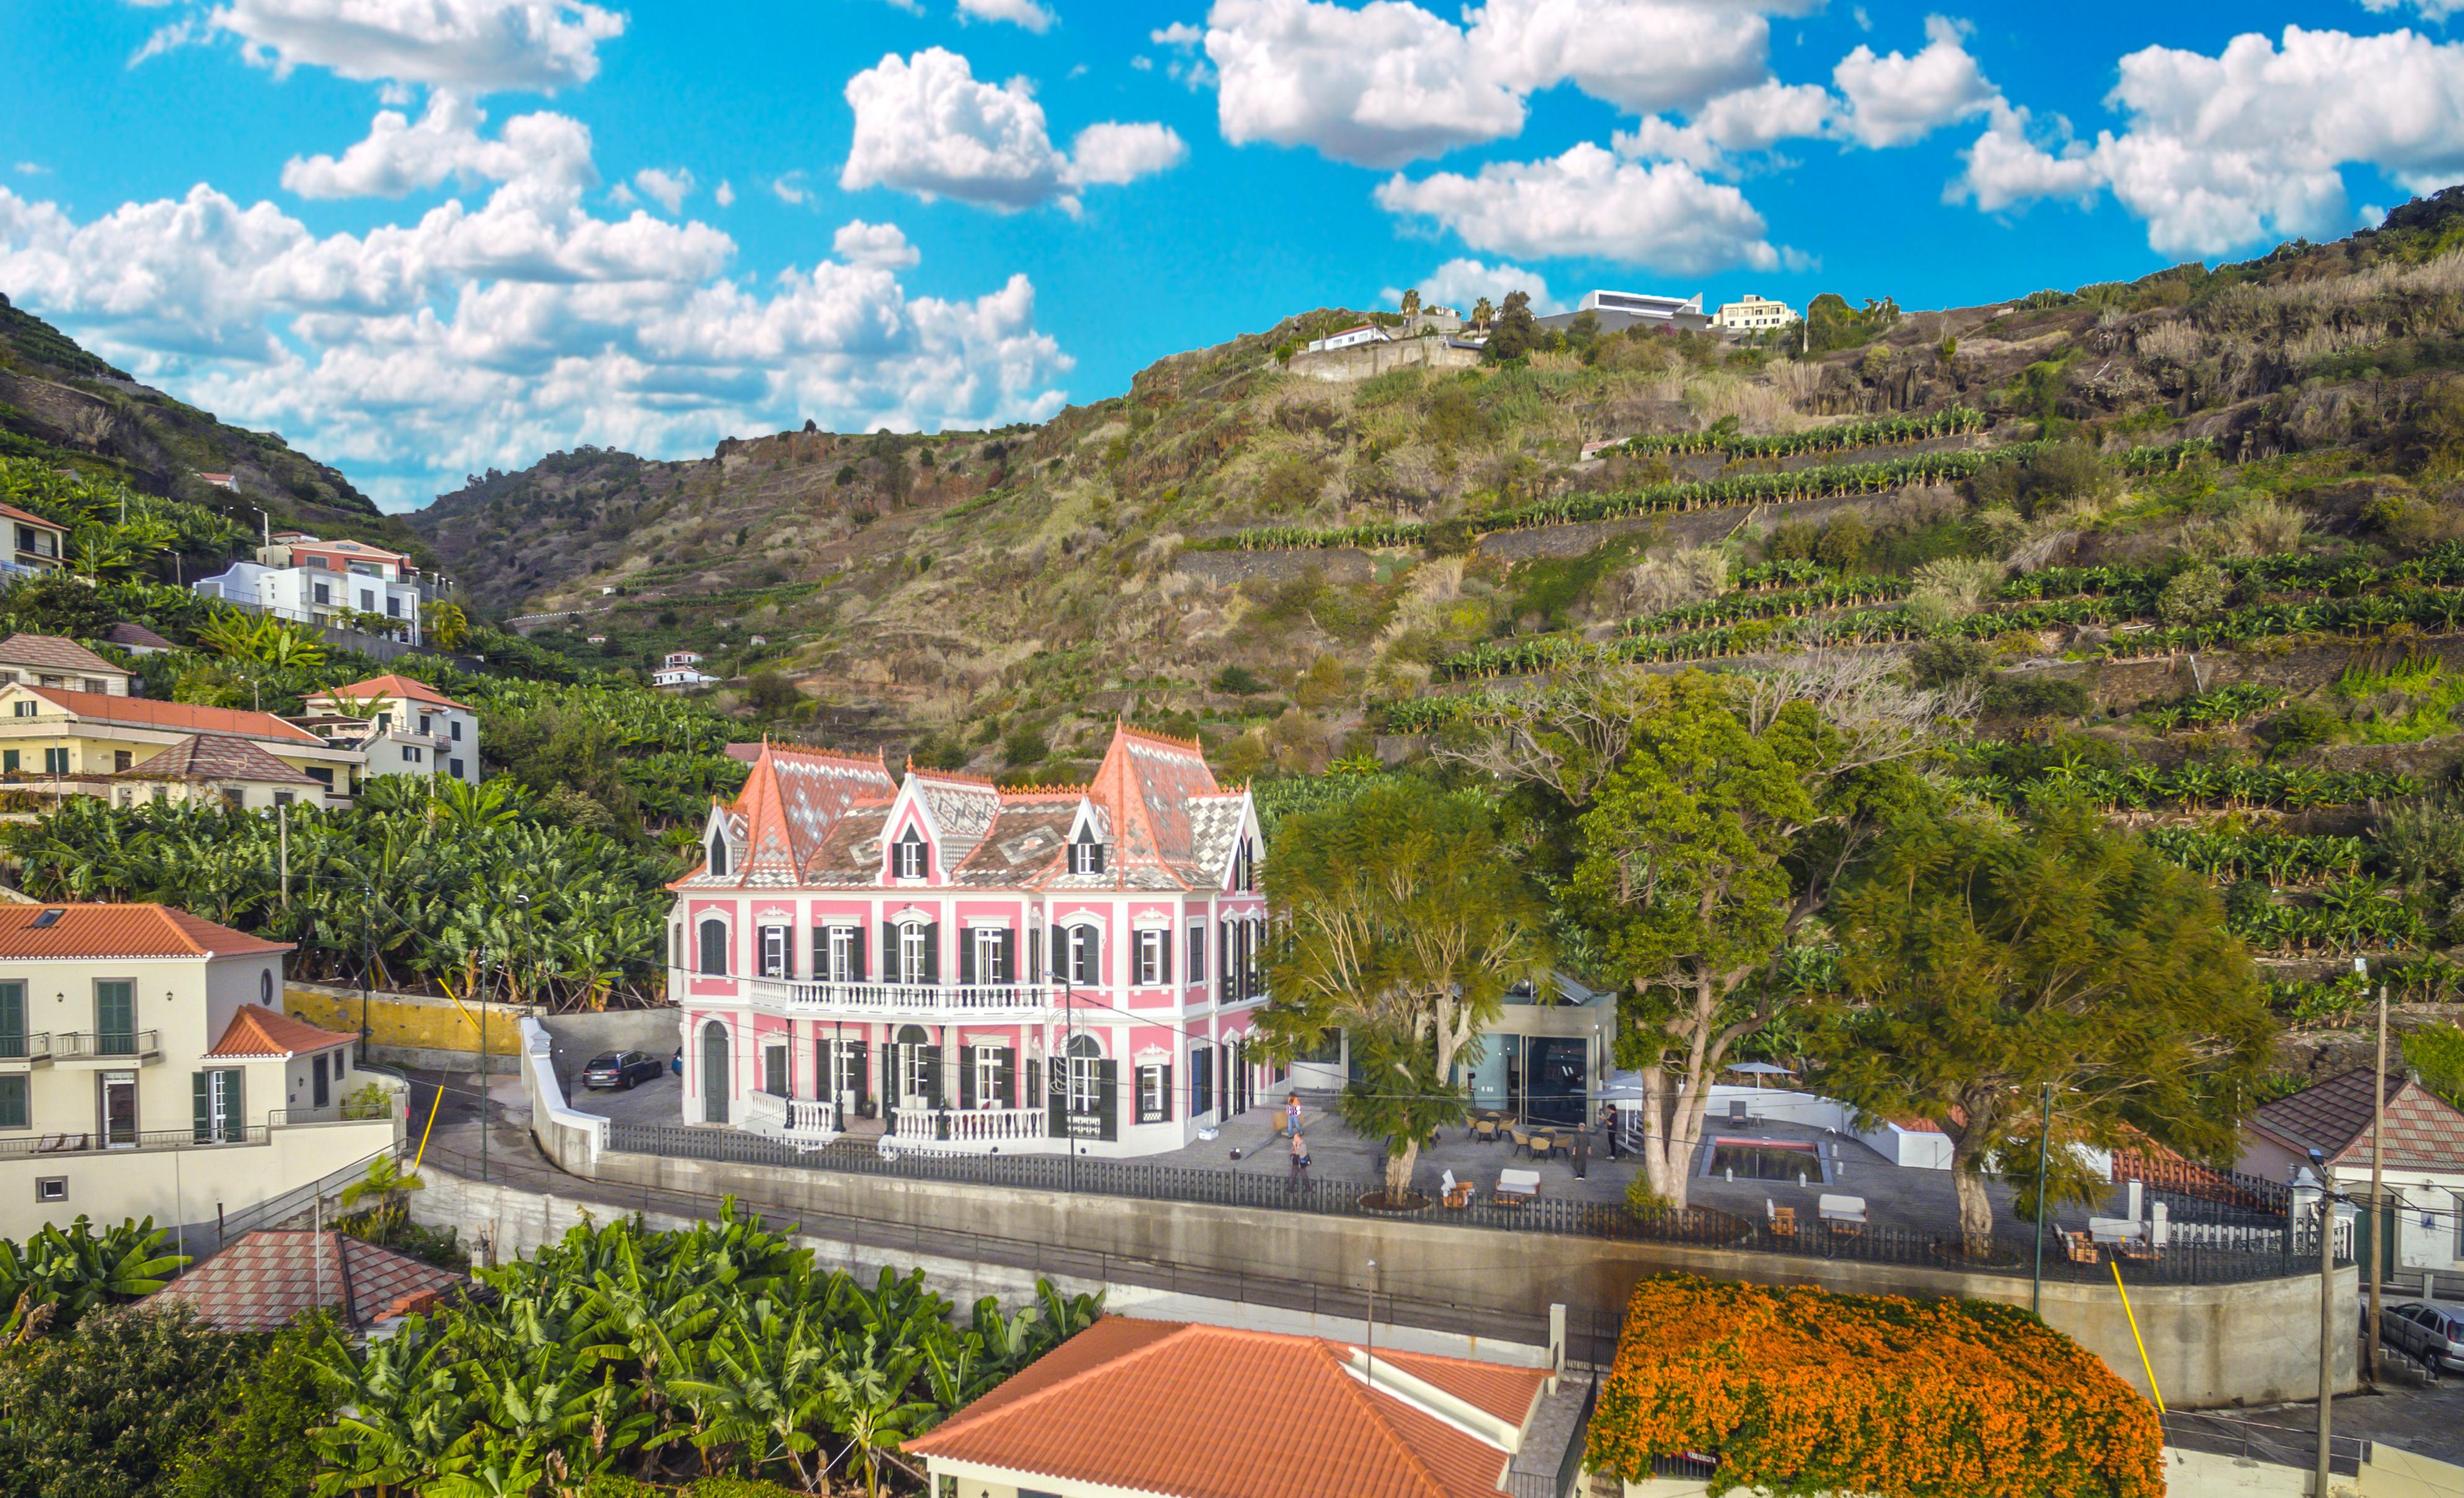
[1817,1193,1867,1235]
[1495,1168,1541,1206]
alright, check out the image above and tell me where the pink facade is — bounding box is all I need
[668,725,1271,1157]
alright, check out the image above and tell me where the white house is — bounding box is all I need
[299,674,478,784]
[2238,1068,2464,1277]
[0,902,402,1241]
[191,561,423,644]
[652,665,719,691]
[0,633,134,696]
[1304,324,1392,354]
[1714,294,1802,332]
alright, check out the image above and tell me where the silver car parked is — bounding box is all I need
[2380,1300,2464,1374]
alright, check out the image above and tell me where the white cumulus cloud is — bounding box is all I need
[840,49,1183,212]
[1464,0,1769,118]
[714,179,735,207]
[1375,142,1781,273]
[1616,79,1835,171]
[1390,257,1558,313]
[633,167,694,214]
[1955,25,2464,257]
[1831,14,1999,149]
[1199,0,1525,169]
[279,92,597,198]
[956,0,1057,30]
[144,0,627,93]
[834,219,921,268]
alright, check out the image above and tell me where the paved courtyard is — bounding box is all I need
[568,1077,2118,1243]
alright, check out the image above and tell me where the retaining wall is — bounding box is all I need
[283,983,535,1074]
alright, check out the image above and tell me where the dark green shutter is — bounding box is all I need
[849,1040,869,1102]
[1161,1063,1174,1123]
[958,931,976,985]
[192,1071,211,1143]
[0,1077,24,1131]
[1097,1060,1119,1141]
[997,929,1015,985]
[96,980,133,1048]
[880,922,897,981]
[221,1069,243,1139]
[852,927,867,982]
[1047,1061,1065,1136]
[958,1045,976,1109]
[1160,931,1173,986]
[996,1051,1016,1109]
[923,923,940,984]
[0,981,22,1058]
[812,927,827,978]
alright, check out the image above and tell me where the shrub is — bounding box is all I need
[1983,674,2092,721]
[1211,664,1269,696]
[1907,637,1993,687]
[2155,563,2230,624]
[0,1306,258,1498]
[1002,727,1049,768]
[2260,702,2341,757]
[2403,1022,2464,1110]
[1587,1275,2162,1498]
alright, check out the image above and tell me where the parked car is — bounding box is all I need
[2380,1300,2464,1373]
[582,1050,664,1090]
[672,1046,683,1076]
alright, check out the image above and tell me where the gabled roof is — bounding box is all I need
[0,632,123,677]
[205,1003,357,1059]
[907,769,1002,864]
[104,623,176,651]
[1081,724,1227,890]
[2248,1069,2464,1172]
[908,1317,1546,1498]
[15,686,323,744]
[0,903,290,959]
[678,743,897,890]
[152,1230,466,1332]
[311,674,470,712]
[0,503,64,533]
[115,734,317,786]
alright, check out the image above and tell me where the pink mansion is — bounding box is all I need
[670,725,1272,1156]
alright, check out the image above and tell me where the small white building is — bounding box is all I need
[0,633,134,696]
[191,561,423,644]
[299,675,478,784]
[1714,293,1802,332]
[664,650,704,668]
[652,666,719,691]
[1303,324,1392,354]
[2239,1068,2464,1277]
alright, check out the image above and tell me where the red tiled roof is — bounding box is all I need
[0,503,64,533]
[908,1317,1545,1498]
[313,674,470,712]
[105,623,177,651]
[115,734,317,786]
[0,903,290,959]
[2247,1069,2464,1172]
[205,1004,356,1059]
[152,1231,466,1331]
[0,633,124,677]
[19,686,323,743]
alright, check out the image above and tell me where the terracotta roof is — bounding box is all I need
[2248,1069,2464,1172]
[115,734,318,786]
[0,503,64,533]
[153,1231,466,1332]
[908,1317,1545,1498]
[313,673,470,712]
[0,903,290,959]
[680,743,897,890]
[0,633,124,677]
[18,686,323,743]
[105,623,177,650]
[204,1003,357,1059]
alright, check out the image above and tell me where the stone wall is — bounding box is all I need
[1286,338,1480,383]
[283,983,530,1074]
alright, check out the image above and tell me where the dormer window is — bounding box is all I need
[1070,828,1107,875]
[708,833,730,877]
[1234,839,1255,892]
[895,828,929,879]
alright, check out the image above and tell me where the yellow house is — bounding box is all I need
[0,902,402,1241]
[0,504,66,573]
[0,685,365,806]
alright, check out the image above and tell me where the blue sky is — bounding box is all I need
[4,1,2462,510]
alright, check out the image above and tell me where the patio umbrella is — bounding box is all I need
[1724,1061,1795,1090]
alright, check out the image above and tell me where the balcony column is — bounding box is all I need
[940,1023,962,1111]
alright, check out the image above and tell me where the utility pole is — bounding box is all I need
[2314,1147,2339,1498]
[1365,1258,1379,1390]
[2369,981,2389,1386]
[2031,1084,2053,1315]
[480,949,492,1183]
[277,800,289,909]
[359,875,373,1066]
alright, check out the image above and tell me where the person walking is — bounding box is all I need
[1284,1092,1304,1138]
[1287,1129,1310,1192]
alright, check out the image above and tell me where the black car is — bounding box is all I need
[2381,1300,2464,1373]
[581,1050,664,1090]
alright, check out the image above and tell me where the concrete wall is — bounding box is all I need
[283,982,531,1073]
[1286,338,1480,383]
[547,1124,2354,1409]
[0,1115,399,1240]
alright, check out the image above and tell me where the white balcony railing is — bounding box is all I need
[891,1106,1048,1150]
[739,1092,838,1148]
[734,979,1061,1019]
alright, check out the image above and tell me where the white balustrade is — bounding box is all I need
[736,979,1061,1019]
[739,1092,839,1147]
[890,1106,1048,1150]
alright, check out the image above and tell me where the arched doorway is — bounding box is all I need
[701,1020,730,1124]
[890,1023,936,1123]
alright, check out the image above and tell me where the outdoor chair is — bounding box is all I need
[1766,1199,1797,1238]
[1817,1193,1867,1237]
[1509,1124,1532,1156]
[2065,1231,2100,1264]
[1440,1170,1473,1209]
[1528,1132,1557,1161]
[1470,1116,1500,1144]
[1728,1098,1750,1128]
[1495,1168,1541,1207]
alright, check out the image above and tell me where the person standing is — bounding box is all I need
[1288,1129,1310,1192]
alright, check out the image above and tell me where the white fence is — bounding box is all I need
[738,979,1061,1020]
[740,1092,837,1147]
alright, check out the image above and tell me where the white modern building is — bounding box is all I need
[192,561,424,644]
[1714,294,1802,332]
[298,675,478,784]
[0,903,402,1240]
[1303,324,1392,354]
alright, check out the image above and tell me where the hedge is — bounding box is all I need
[1586,1275,2162,1498]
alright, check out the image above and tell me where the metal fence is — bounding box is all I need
[603,1121,2336,1286]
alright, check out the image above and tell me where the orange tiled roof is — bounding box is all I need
[0,503,64,533]
[908,1317,1545,1498]
[0,633,124,677]
[315,674,470,712]
[205,1003,357,1058]
[0,903,291,959]
[115,734,317,786]
[19,687,323,743]
[2248,1069,2464,1172]
[152,1230,464,1331]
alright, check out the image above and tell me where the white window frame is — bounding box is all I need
[974,1046,1005,1108]
[973,927,1007,984]
[1066,925,1100,987]
[900,1043,934,1103]
[1188,925,1206,984]
[1139,1064,1166,1119]
[1136,929,1165,986]
[900,924,929,984]
[826,926,857,983]
[895,829,927,879]
[760,926,790,979]
[1066,1045,1101,1111]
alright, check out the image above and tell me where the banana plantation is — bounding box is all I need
[1604,405,1987,459]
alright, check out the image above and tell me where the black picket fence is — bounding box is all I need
[603,1121,2336,1286]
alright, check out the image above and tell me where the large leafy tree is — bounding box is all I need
[1819,800,2276,1256]
[1257,782,1550,1199]
[1448,660,1958,1208]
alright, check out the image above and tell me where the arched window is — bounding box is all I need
[700,1020,730,1124]
[708,833,730,877]
[260,969,274,1006]
[894,827,929,879]
[1069,826,1106,875]
[698,917,729,976]
[1063,1033,1102,1112]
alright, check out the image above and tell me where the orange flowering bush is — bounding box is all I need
[1586,1274,2162,1498]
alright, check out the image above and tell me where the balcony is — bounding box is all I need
[0,1032,51,1069]
[740,1092,836,1149]
[732,978,1063,1021]
[53,1030,162,1065]
[0,1124,265,1159]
